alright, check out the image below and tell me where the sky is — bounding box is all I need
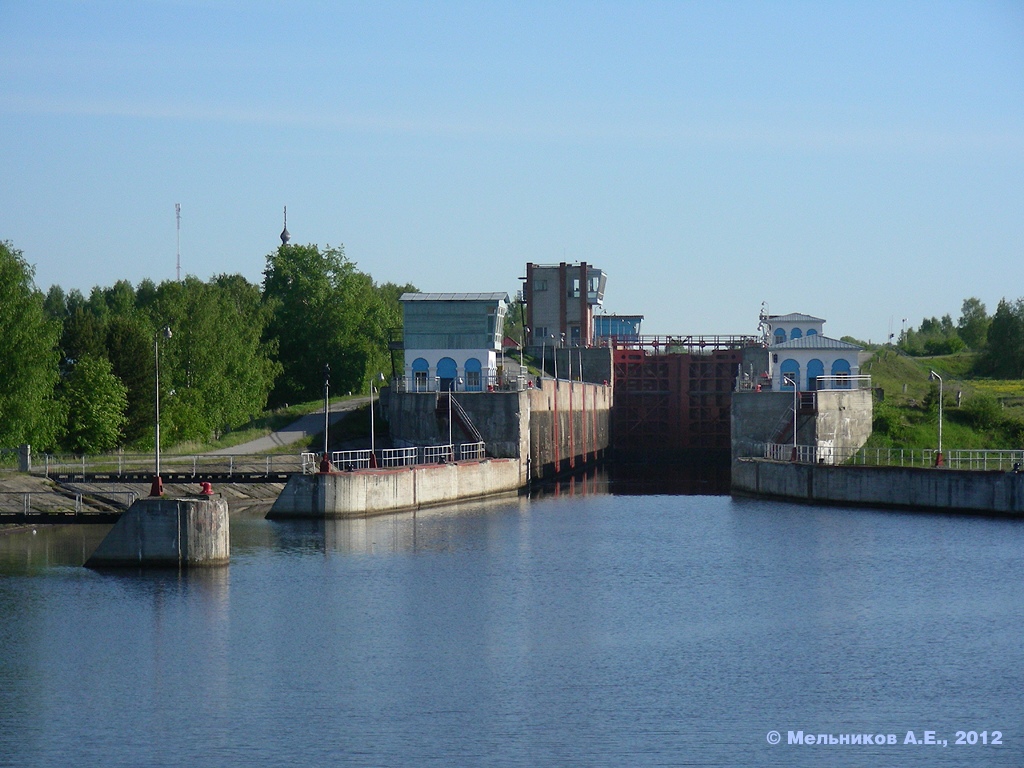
[2,1,1022,343]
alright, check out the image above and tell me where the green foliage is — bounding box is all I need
[262,244,410,406]
[980,298,1024,378]
[62,355,128,453]
[957,297,990,350]
[0,241,62,448]
[960,392,1001,430]
[151,275,281,444]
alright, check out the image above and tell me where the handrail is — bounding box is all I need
[758,443,1024,470]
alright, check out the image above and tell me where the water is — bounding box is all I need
[1,485,1022,767]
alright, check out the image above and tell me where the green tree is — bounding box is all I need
[61,355,128,453]
[0,241,62,447]
[106,313,155,444]
[982,299,1024,378]
[263,244,406,405]
[957,297,990,350]
[151,275,280,443]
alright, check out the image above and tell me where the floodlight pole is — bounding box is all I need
[930,370,944,466]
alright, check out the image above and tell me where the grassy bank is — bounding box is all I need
[862,349,1024,450]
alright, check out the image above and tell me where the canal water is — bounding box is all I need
[1,477,1021,767]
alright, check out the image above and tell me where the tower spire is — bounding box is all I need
[280,206,290,245]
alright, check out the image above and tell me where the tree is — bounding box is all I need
[61,355,128,453]
[982,299,1024,378]
[262,244,407,405]
[0,241,62,447]
[150,275,280,444]
[957,297,990,350]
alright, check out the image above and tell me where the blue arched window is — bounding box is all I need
[806,328,817,336]
[412,358,429,391]
[780,359,800,390]
[465,358,483,391]
[774,328,786,344]
[437,357,458,391]
[790,328,803,340]
[807,359,824,390]
[831,358,852,389]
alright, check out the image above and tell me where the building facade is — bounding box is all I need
[399,292,509,391]
[523,262,607,348]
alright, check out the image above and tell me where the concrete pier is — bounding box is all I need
[268,459,522,519]
[732,457,1024,516]
[85,496,230,568]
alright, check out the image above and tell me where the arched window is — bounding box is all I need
[806,328,817,336]
[437,357,458,391]
[780,359,800,390]
[831,358,852,389]
[465,358,483,391]
[774,328,787,344]
[412,358,429,392]
[807,359,824,390]
[790,328,803,340]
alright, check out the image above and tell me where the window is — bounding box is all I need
[570,278,580,298]
[534,280,548,292]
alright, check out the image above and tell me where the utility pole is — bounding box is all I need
[175,203,181,282]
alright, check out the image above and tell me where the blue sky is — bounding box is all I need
[2,1,1022,343]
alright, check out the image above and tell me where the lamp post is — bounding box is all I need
[930,370,944,466]
[783,374,797,462]
[151,326,172,497]
[370,372,385,466]
[323,364,330,460]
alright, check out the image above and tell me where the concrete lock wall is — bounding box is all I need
[268,459,522,518]
[85,496,230,568]
[731,389,873,462]
[732,458,1024,516]
[528,380,612,479]
[387,380,612,482]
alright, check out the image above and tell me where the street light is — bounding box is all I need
[151,325,172,497]
[929,370,944,466]
[370,372,385,467]
[323,364,331,463]
[783,375,798,461]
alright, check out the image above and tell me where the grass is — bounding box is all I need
[861,349,1024,451]
[163,395,367,455]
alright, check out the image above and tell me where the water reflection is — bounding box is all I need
[0,524,112,574]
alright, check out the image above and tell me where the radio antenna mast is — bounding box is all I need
[175,203,181,282]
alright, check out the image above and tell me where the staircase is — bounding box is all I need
[436,393,484,444]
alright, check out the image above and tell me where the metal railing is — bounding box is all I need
[0,491,138,515]
[39,453,303,478]
[760,443,1024,470]
[302,443,490,473]
[394,372,528,393]
[380,447,418,467]
[422,445,455,464]
[815,375,873,391]
[459,442,486,461]
[330,450,373,470]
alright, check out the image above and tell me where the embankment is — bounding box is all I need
[732,458,1024,516]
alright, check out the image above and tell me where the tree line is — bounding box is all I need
[898,296,1024,378]
[0,240,414,454]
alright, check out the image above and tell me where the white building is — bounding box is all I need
[400,292,509,391]
[765,313,868,391]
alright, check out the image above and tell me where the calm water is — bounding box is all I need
[1,483,1022,767]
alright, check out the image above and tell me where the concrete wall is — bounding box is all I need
[731,389,873,462]
[268,459,522,518]
[85,496,230,568]
[814,390,874,459]
[387,379,612,482]
[528,379,612,479]
[732,458,1024,516]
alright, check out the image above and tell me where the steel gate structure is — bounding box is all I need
[611,336,759,460]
